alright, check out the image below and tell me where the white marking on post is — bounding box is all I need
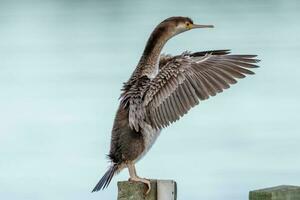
[157,180,177,200]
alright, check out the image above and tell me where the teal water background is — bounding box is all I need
[1,0,300,199]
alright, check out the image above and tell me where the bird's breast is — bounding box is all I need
[141,57,160,80]
[147,63,159,79]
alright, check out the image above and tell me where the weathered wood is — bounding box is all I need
[249,185,300,200]
[117,180,176,200]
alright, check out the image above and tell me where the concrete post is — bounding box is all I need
[117,180,177,200]
[249,185,300,200]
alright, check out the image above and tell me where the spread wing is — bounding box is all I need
[143,50,260,129]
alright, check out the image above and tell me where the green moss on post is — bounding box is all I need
[117,180,176,200]
[118,180,157,200]
[249,185,300,200]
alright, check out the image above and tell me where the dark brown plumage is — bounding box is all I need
[92,16,259,193]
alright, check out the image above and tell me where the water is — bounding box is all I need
[0,0,300,199]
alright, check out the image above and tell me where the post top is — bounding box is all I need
[251,185,300,193]
[117,179,177,200]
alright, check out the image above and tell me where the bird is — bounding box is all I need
[92,16,259,194]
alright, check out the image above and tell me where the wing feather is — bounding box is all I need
[143,50,259,129]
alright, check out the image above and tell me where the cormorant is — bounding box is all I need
[92,16,259,194]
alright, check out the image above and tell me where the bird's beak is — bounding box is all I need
[192,24,214,29]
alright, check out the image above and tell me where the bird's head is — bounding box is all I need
[140,16,214,64]
[157,16,214,39]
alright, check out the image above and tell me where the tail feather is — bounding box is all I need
[92,164,117,192]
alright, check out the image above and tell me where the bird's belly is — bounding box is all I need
[135,123,161,162]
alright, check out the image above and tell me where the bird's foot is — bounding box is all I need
[129,177,151,194]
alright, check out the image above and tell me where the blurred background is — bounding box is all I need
[1,0,300,199]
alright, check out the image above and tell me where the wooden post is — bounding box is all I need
[117,180,177,200]
[249,185,300,200]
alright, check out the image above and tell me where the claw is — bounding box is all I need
[129,177,151,194]
[144,179,151,194]
[127,162,151,195]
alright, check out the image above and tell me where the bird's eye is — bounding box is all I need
[185,22,191,28]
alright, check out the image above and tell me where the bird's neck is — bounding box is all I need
[137,27,170,77]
